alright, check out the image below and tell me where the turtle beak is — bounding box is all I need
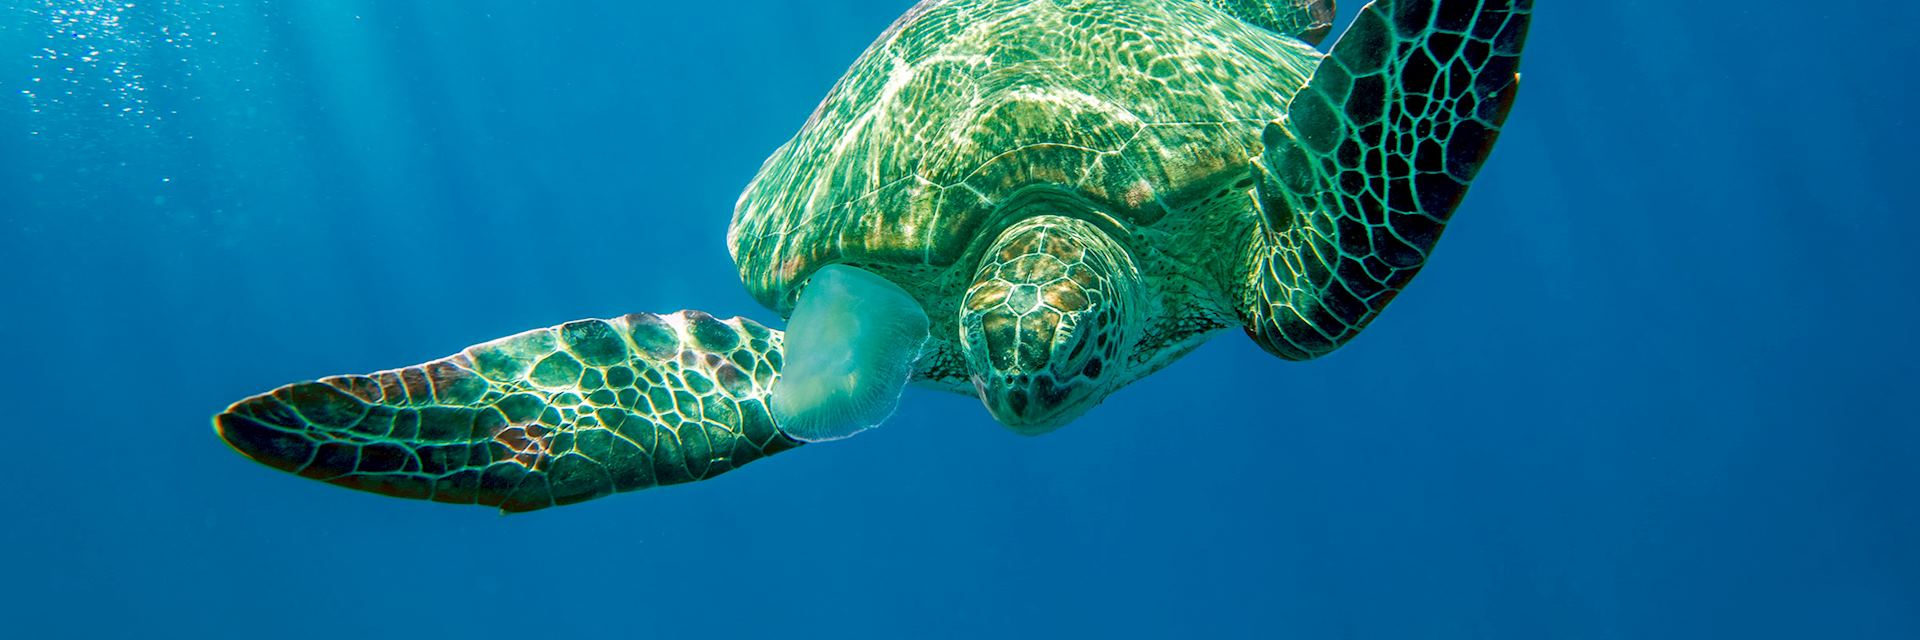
[971,372,1095,436]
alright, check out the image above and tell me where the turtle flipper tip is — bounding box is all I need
[213,395,310,474]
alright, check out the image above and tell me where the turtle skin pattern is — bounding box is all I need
[1245,0,1531,360]
[1202,0,1336,44]
[215,312,796,512]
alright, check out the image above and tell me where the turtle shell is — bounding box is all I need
[729,0,1321,318]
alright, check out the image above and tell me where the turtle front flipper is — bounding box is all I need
[214,312,796,512]
[1242,0,1530,360]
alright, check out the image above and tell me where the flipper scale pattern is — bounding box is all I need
[215,312,797,512]
[1245,0,1530,359]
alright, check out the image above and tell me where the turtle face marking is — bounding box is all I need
[960,215,1141,433]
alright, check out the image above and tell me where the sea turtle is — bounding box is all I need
[216,0,1532,511]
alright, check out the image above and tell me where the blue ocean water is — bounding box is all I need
[2,1,1915,637]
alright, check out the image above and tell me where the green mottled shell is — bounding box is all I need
[729,0,1321,317]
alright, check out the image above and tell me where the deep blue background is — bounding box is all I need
[2,1,1915,637]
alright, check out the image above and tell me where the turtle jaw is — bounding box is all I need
[970,371,1106,435]
[961,293,1121,434]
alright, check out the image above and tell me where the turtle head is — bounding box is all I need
[960,215,1142,434]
